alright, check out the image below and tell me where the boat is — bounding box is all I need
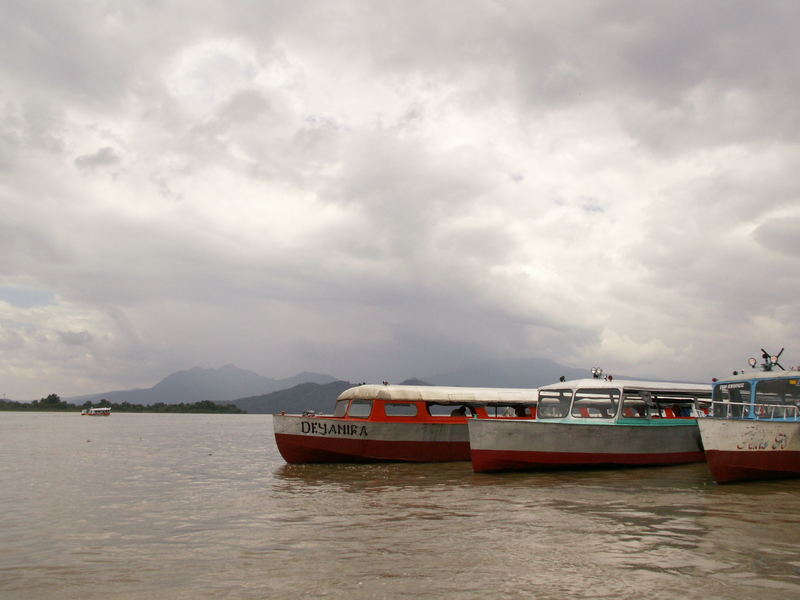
[469,370,711,472]
[81,407,111,416]
[273,383,538,463]
[697,349,800,483]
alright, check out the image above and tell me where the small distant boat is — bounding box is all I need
[469,370,711,472]
[273,383,538,463]
[698,349,800,483]
[81,407,111,416]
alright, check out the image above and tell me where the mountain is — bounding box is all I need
[60,357,600,409]
[66,365,337,405]
[234,358,588,415]
[399,378,432,386]
[232,381,354,414]
[423,357,587,388]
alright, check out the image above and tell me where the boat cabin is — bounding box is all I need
[535,378,711,422]
[710,371,800,421]
[331,384,538,421]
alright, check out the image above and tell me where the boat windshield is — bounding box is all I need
[347,399,373,418]
[753,379,800,419]
[712,382,751,417]
[334,400,349,417]
[537,389,572,419]
[571,388,620,419]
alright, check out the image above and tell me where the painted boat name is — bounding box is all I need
[301,421,368,437]
[736,432,787,450]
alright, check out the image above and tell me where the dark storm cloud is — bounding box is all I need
[752,217,800,258]
[2,0,800,397]
[74,146,120,170]
[57,329,91,345]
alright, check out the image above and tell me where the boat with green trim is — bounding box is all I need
[469,371,711,472]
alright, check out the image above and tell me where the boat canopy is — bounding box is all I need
[338,384,538,405]
[714,369,800,385]
[539,378,710,395]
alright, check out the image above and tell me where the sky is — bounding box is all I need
[2,1,800,399]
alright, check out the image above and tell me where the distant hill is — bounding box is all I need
[59,357,598,409]
[424,357,587,388]
[399,378,431,386]
[232,381,354,414]
[66,365,337,405]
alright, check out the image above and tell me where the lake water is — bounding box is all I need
[1,412,799,599]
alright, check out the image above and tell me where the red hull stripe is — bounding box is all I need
[274,433,470,463]
[704,449,800,483]
[470,448,705,473]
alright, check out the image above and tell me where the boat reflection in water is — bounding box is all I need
[469,370,711,473]
[273,384,537,463]
[698,349,800,483]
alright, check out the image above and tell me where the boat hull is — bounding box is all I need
[697,419,800,483]
[273,415,470,463]
[469,419,704,473]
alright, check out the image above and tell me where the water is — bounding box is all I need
[1,412,799,599]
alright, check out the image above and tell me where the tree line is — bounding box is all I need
[0,393,246,413]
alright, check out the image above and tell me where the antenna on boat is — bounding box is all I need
[759,347,785,371]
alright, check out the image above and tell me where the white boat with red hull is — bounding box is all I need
[80,407,111,416]
[273,384,537,464]
[469,371,711,473]
[698,349,800,483]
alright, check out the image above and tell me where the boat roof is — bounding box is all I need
[338,384,538,405]
[539,378,711,394]
[714,369,800,385]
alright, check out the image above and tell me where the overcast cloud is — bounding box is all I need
[2,0,799,399]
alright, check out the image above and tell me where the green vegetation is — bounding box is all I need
[0,394,246,413]
[98,399,245,413]
[0,393,73,411]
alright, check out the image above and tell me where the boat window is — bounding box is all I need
[571,388,620,419]
[712,382,750,417]
[753,379,800,418]
[333,400,349,417]
[347,399,373,418]
[486,405,533,417]
[426,403,474,417]
[385,403,418,417]
[537,389,572,419]
[620,392,650,418]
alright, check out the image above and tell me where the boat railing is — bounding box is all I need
[707,400,800,420]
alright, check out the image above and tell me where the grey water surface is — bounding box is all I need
[1,412,798,599]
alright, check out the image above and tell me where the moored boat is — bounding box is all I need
[81,407,111,416]
[469,371,711,473]
[273,384,538,463]
[698,350,800,483]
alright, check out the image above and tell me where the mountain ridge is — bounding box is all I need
[65,365,337,405]
[63,357,598,408]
